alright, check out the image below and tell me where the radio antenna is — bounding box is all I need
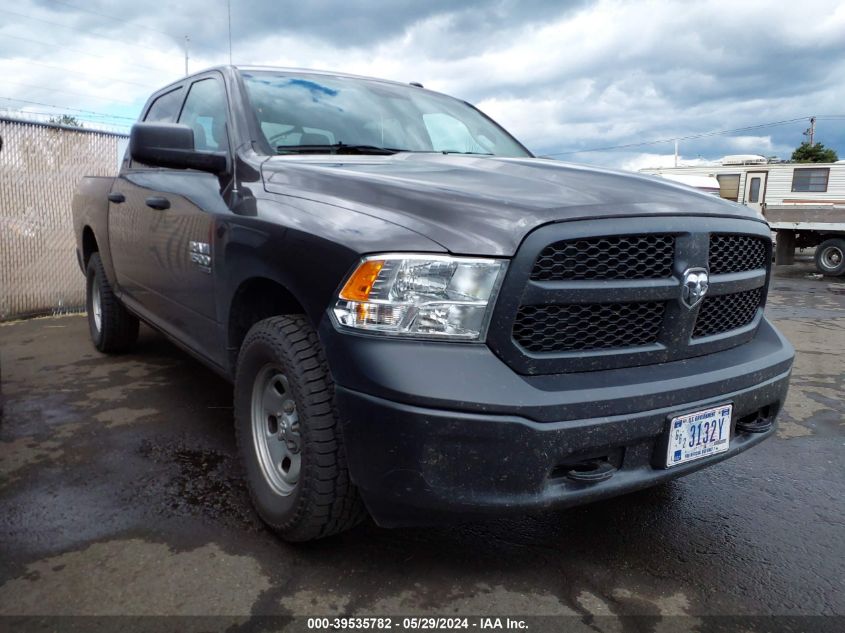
[227,0,233,64]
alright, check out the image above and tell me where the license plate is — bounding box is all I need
[666,404,732,468]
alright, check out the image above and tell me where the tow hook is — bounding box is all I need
[736,415,773,434]
[565,459,617,483]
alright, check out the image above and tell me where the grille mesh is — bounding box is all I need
[693,288,763,338]
[709,234,767,274]
[531,235,674,281]
[513,302,665,353]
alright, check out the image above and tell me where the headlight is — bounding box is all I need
[333,254,507,340]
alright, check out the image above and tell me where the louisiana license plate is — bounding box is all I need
[666,404,732,467]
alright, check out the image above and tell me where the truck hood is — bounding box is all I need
[261,153,761,256]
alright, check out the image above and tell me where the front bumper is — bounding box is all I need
[321,318,794,527]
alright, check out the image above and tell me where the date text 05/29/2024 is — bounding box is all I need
[306,617,528,630]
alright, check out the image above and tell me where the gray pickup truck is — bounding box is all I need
[72,65,794,541]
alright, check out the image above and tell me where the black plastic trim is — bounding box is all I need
[336,367,791,527]
[487,216,773,375]
[321,315,794,424]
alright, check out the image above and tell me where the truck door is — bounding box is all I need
[109,85,185,307]
[136,75,232,361]
[744,171,767,214]
[111,74,232,365]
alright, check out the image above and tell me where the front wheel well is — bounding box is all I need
[227,277,306,372]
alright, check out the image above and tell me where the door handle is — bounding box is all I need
[145,196,171,210]
[107,192,125,204]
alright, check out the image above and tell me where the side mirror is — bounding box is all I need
[130,123,228,174]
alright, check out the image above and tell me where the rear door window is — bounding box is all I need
[144,87,184,123]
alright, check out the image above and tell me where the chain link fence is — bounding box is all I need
[0,118,128,320]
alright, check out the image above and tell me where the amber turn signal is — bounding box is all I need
[339,259,385,301]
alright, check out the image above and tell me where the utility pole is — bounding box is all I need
[227,0,233,64]
[184,35,190,76]
[674,139,679,167]
[804,116,816,146]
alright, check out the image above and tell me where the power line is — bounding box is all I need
[19,112,130,123]
[0,8,168,54]
[548,115,845,155]
[546,117,815,156]
[0,109,132,130]
[0,97,138,121]
[5,81,140,106]
[43,0,177,39]
[3,33,164,74]
[23,60,158,90]
[4,111,132,127]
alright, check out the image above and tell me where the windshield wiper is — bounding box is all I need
[440,150,494,155]
[276,143,403,155]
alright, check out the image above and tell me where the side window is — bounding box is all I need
[791,168,829,193]
[716,174,740,201]
[144,88,184,123]
[178,78,229,151]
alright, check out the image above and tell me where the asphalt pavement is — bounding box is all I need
[0,258,843,630]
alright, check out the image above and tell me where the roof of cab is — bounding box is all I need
[233,65,417,88]
[147,65,428,101]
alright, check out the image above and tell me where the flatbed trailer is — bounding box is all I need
[640,159,845,275]
[765,203,845,275]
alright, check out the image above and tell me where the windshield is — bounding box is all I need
[240,70,531,157]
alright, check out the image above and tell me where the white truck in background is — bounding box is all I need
[643,156,845,276]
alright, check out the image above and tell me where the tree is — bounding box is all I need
[791,142,838,163]
[48,114,83,128]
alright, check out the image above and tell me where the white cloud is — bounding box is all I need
[722,135,774,153]
[1,0,843,159]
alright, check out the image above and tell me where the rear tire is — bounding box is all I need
[234,315,366,541]
[815,238,845,276]
[86,252,139,353]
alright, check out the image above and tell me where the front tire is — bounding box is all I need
[86,252,139,353]
[815,238,845,276]
[234,316,365,541]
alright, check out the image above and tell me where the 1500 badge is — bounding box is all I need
[189,240,211,273]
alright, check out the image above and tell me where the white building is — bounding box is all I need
[641,155,845,216]
[641,156,845,276]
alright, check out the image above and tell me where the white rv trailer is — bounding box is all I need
[642,157,845,276]
[656,173,721,196]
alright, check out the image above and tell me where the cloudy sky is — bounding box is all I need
[1,0,843,169]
